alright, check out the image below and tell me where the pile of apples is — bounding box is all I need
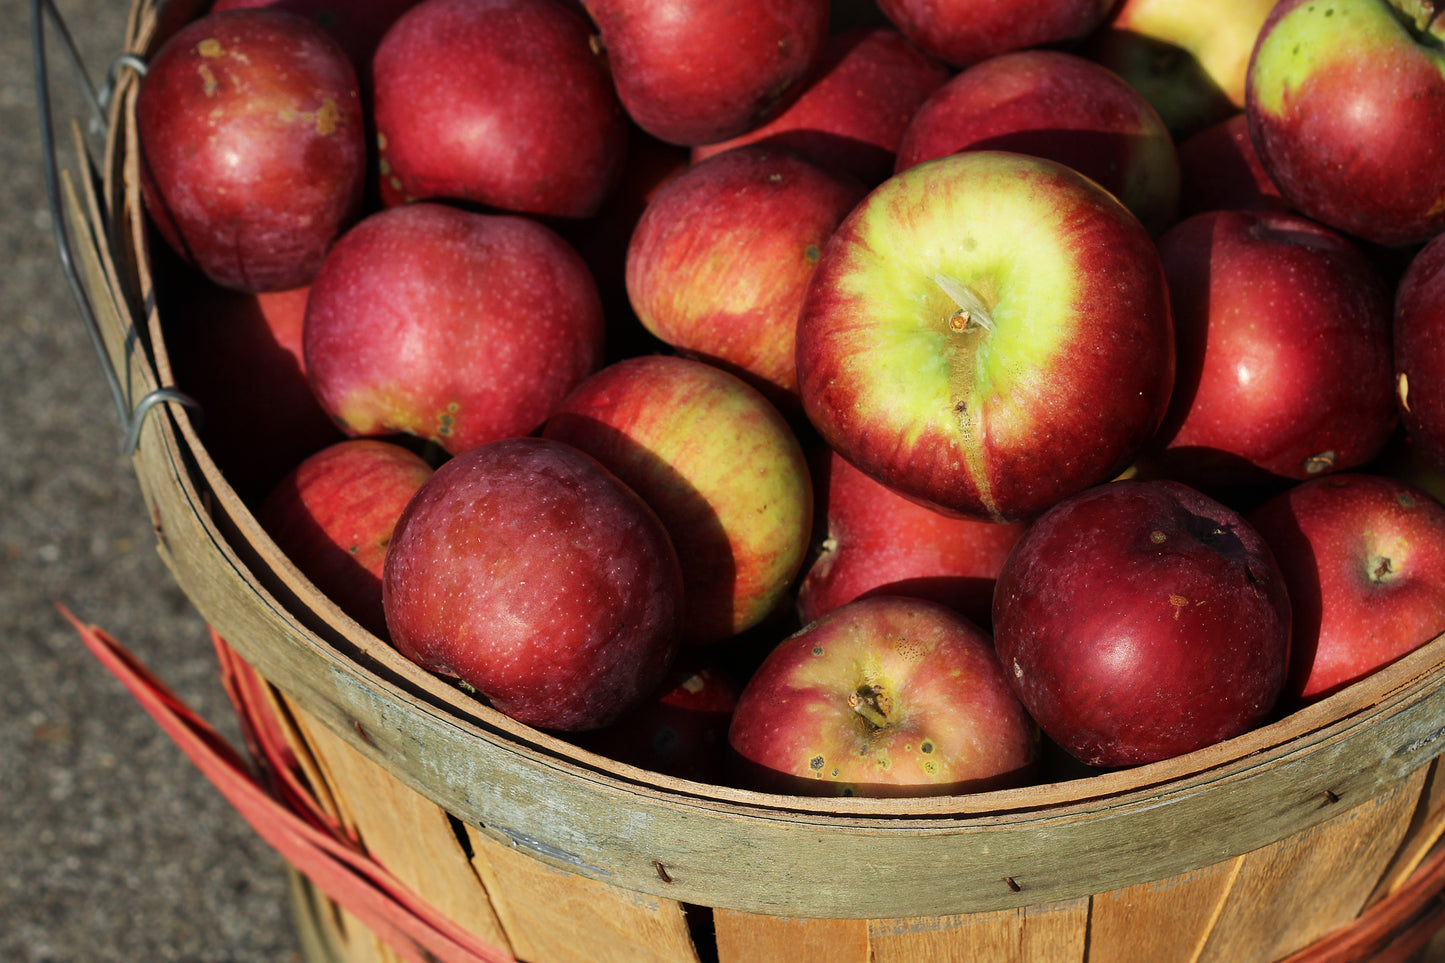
[136,0,1445,796]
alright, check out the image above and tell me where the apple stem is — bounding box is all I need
[933,272,994,334]
[849,683,893,729]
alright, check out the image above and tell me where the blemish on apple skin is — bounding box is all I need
[197,38,224,58]
[809,754,825,772]
[811,645,824,657]
[1303,450,1336,474]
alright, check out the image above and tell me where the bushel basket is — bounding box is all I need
[37,0,1445,960]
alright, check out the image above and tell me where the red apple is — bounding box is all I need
[1248,472,1445,707]
[1395,231,1445,472]
[894,49,1181,236]
[1084,0,1278,139]
[1142,209,1398,494]
[570,657,741,783]
[579,0,831,147]
[371,0,628,218]
[256,438,434,641]
[796,149,1175,524]
[690,26,953,187]
[135,9,367,292]
[158,268,344,503]
[302,202,605,456]
[727,595,1040,797]
[542,355,814,647]
[209,0,421,80]
[875,0,1115,68]
[626,145,869,407]
[798,448,1026,630]
[382,436,683,731]
[1245,0,1445,247]
[993,479,1292,769]
[1175,112,1290,220]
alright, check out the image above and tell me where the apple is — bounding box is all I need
[579,0,831,147]
[1248,472,1445,707]
[690,26,953,188]
[157,267,344,503]
[570,656,741,784]
[208,0,421,82]
[382,436,683,731]
[542,354,814,647]
[256,438,434,641]
[993,478,1292,769]
[727,595,1040,797]
[875,0,1115,69]
[1140,208,1398,495]
[1084,0,1278,139]
[1245,0,1445,247]
[1175,112,1289,220]
[893,49,1181,235]
[135,8,367,292]
[1395,231,1445,472]
[795,149,1175,524]
[626,145,869,407]
[797,447,1027,631]
[371,0,628,218]
[302,202,606,457]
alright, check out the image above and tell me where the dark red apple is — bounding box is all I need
[1174,112,1290,220]
[303,202,605,456]
[993,479,1292,769]
[876,0,1115,68]
[209,0,421,80]
[571,657,741,783]
[382,437,683,731]
[158,269,344,503]
[257,438,434,641]
[135,9,367,292]
[796,150,1175,524]
[371,0,628,218]
[626,145,869,406]
[690,26,953,187]
[579,0,831,147]
[1395,231,1445,472]
[1142,208,1398,494]
[798,448,1026,630]
[894,49,1181,236]
[1245,0,1445,247]
[728,595,1040,797]
[1249,472,1445,706]
[542,355,814,647]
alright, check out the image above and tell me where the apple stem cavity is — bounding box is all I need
[933,271,995,335]
[849,683,893,729]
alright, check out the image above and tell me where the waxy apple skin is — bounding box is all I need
[798,448,1026,631]
[796,150,1175,524]
[136,9,367,292]
[894,49,1181,236]
[1144,209,1397,492]
[382,437,683,732]
[1249,473,1445,707]
[1246,0,1445,247]
[877,0,1114,69]
[627,146,869,405]
[371,0,627,218]
[303,203,606,456]
[993,479,1291,769]
[257,438,433,641]
[542,355,814,646]
[1396,232,1445,472]
[580,0,830,147]
[1175,113,1289,221]
[728,596,1040,797]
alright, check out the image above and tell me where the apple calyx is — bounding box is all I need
[849,682,894,729]
[933,271,995,335]
[1370,554,1397,582]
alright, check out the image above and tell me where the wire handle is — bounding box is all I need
[32,0,200,455]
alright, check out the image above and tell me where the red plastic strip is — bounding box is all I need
[60,605,516,963]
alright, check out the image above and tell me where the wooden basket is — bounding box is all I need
[44,0,1445,959]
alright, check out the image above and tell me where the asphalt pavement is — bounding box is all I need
[3,0,306,959]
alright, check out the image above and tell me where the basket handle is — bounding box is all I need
[31,0,199,455]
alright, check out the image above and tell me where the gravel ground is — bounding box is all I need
[3,0,306,959]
